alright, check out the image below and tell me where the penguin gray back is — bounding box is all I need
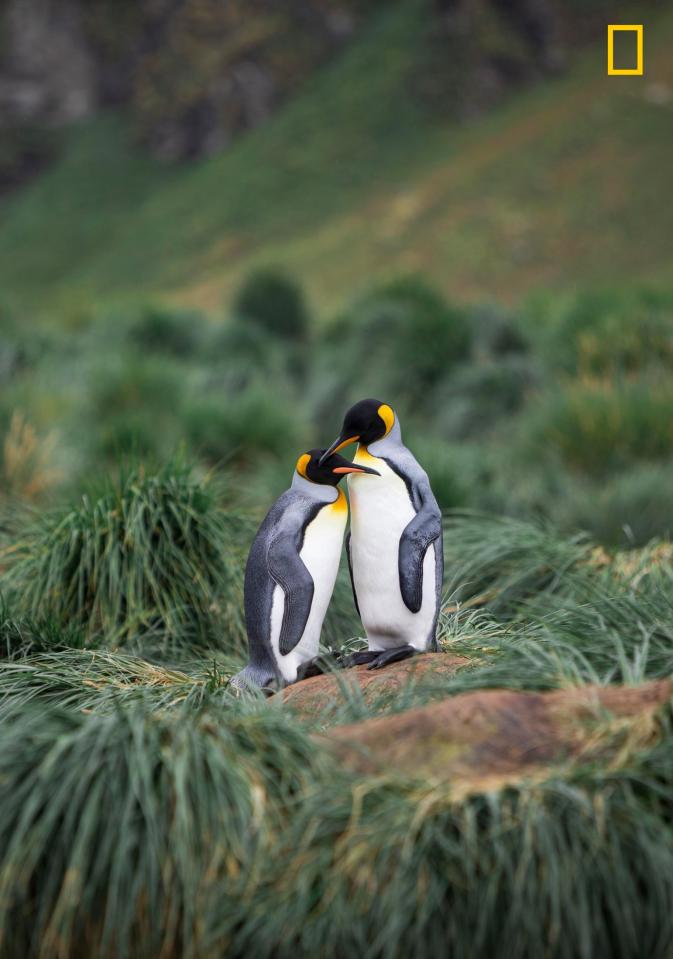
[233,449,379,691]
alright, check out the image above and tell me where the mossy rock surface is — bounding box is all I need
[316,670,673,797]
[281,654,469,717]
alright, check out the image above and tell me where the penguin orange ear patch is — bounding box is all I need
[296,453,311,478]
[378,404,395,435]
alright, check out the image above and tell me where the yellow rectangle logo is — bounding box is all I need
[607,25,644,75]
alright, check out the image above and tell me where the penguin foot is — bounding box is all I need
[296,652,341,680]
[297,662,323,680]
[340,650,380,668]
[366,645,417,670]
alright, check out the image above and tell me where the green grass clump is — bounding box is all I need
[439,512,673,690]
[3,460,248,652]
[0,650,213,714]
[528,289,673,377]
[556,462,673,547]
[0,697,322,959]
[443,511,593,610]
[527,377,673,477]
[0,599,86,661]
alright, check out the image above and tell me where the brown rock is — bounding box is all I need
[281,654,470,719]
[322,678,673,798]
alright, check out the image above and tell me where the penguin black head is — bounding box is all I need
[319,399,396,464]
[296,448,379,486]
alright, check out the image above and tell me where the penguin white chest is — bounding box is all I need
[348,449,436,651]
[270,494,347,682]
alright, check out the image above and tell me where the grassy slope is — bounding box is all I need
[0,1,672,321]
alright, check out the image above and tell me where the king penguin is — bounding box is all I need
[321,399,443,669]
[232,448,379,691]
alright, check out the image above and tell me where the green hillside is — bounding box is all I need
[0,2,671,321]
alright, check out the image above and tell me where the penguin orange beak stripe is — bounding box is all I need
[332,466,372,474]
[330,435,359,455]
[319,435,359,464]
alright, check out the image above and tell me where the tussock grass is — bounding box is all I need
[0,697,323,959]
[1,679,671,959]
[220,719,673,959]
[2,460,249,654]
[436,513,673,694]
[0,598,85,661]
[0,512,672,956]
[443,511,592,611]
[0,650,203,714]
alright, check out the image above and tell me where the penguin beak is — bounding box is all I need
[327,453,379,477]
[319,434,359,465]
[332,465,379,476]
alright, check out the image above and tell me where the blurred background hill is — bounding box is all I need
[1,0,671,315]
[1,0,672,546]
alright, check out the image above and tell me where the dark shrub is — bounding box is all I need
[0,121,55,192]
[89,358,184,462]
[314,276,471,421]
[433,355,539,439]
[233,268,309,342]
[96,410,164,461]
[210,321,304,392]
[470,304,529,358]
[182,386,303,468]
[128,305,205,357]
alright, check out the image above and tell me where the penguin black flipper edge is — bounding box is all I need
[267,534,315,656]
[345,530,361,617]
[398,489,442,615]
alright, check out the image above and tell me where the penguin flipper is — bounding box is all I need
[267,536,315,656]
[398,505,441,614]
[345,530,361,618]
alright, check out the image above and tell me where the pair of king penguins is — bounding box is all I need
[232,399,443,692]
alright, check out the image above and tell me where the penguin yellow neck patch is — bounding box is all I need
[378,404,395,435]
[296,453,311,478]
[354,446,381,467]
[331,487,348,513]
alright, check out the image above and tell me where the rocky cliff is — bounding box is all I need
[0,0,648,190]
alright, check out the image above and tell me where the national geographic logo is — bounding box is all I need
[607,25,644,76]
